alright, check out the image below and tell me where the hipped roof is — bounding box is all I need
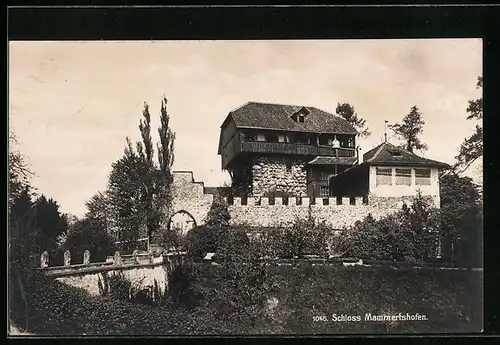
[362,142,450,168]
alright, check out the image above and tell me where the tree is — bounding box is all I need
[104,96,176,247]
[389,106,428,153]
[204,194,231,228]
[439,172,482,266]
[335,103,371,137]
[9,132,35,208]
[33,195,69,252]
[64,218,117,263]
[85,191,109,222]
[106,146,146,249]
[455,76,483,173]
[10,188,38,264]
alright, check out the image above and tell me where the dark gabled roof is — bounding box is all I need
[362,142,450,168]
[307,156,357,166]
[223,101,358,135]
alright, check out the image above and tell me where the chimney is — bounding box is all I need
[384,120,389,143]
[357,146,363,165]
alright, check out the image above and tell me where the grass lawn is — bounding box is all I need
[9,264,482,335]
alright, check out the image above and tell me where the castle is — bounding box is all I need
[169,101,449,233]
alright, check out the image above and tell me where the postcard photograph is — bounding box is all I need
[8,39,483,336]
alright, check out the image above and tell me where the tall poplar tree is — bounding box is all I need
[104,96,176,245]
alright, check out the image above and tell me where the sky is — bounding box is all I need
[9,39,482,217]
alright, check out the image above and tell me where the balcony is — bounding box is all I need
[221,134,356,169]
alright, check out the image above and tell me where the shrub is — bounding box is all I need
[167,260,202,309]
[346,193,440,263]
[185,226,220,259]
[195,242,273,330]
[253,218,332,259]
[98,272,131,301]
[161,226,185,251]
[217,227,250,261]
[204,194,231,228]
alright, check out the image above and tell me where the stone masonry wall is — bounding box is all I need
[225,195,432,229]
[251,157,307,197]
[171,172,214,226]
[170,171,439,230]
[55,264,171,296]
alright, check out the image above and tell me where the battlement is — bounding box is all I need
[224,196,367,206]
[170,170,437,229]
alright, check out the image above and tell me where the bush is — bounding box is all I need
[167,260,202,309]
[98,272,131,301]
[204,194,231,228]
[185,226,220,259]
[346,193,440,263]
[251,218,332,259]
[217,227,250,261]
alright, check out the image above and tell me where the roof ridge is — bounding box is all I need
[228,101,252,113]
[245,100,318,110]
[312,105,351,120]
[365,142,388,163]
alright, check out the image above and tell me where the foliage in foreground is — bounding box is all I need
[9,264,482,335]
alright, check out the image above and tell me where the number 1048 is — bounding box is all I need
[312,315,328,322]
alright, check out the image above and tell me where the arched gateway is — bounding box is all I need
[168,210,197,235]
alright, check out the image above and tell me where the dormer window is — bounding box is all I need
[388,149,402,157]
[291,107,310,123]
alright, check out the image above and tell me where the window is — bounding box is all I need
[244,132,256,142]
[388,150,403,157]
[347,136,354,148]
[286,163,292,173]
[395,168,412,186]
[376,167,392,185]
[256,133,266,142]
[320,186,329,197]
[415,168,431,185]
[267,133,279,143]
[278,134,290,143]
[298,114,305,123]
[320,171,332,181]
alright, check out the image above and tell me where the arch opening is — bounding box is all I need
[167,210,197,235]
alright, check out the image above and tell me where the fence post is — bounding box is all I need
[83,250,91,265]
[64,250,71,267]
[133,249,139,264]
[114,251,122,266]
[40,251,49,268]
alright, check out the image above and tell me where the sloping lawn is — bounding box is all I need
[267,264,483,334]
[9,265,482,335]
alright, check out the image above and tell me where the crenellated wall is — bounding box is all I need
[170,171,439,230]
[224,195,434,228]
